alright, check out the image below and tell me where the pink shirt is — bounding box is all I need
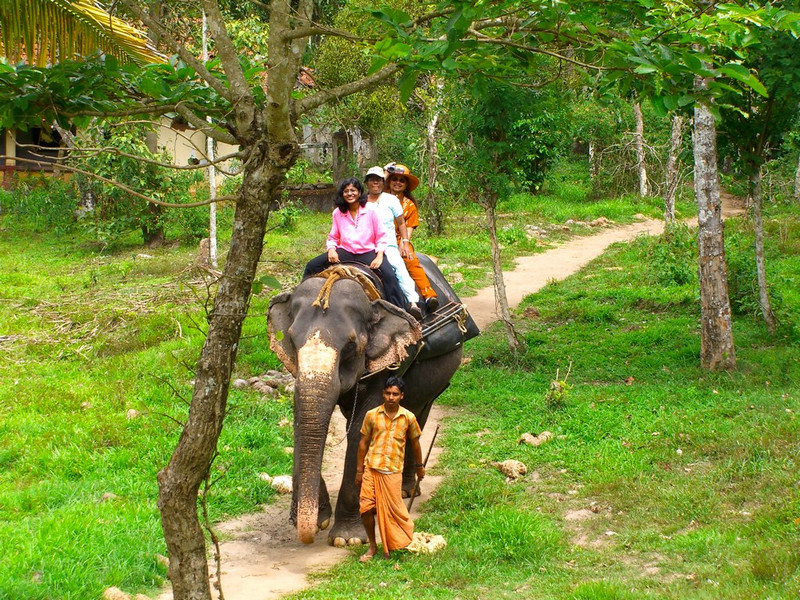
[326,203,390,254]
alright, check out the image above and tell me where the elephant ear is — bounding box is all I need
[365,299,423,374]
[267,291,298,377]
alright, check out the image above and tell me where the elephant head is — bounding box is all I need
[267,276,421,543]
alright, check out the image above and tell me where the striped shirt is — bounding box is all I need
[360,405,421,474]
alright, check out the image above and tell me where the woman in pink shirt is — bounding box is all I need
[303,178,407,310]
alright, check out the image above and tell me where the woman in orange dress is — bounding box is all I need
[383,162,439,313]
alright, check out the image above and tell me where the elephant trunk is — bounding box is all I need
[294,337,340,544]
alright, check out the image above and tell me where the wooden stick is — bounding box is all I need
[407,424,440,511]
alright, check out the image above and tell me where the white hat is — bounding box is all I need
[365,166,385,180]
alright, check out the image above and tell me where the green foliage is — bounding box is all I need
[443,76,571,207]
[74,123,207,246]
[545,366,573,410]
[509,102,573,192]
[226,17,270,60]
[284,157,330,185]
[309,0,414,134]
[648,223,698,286]
[0,176,79,233]
[717,24,800,177]
[271,200,304,232]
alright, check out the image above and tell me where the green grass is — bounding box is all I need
[0,225,294,599]
[290,205,800,599]
[1,161,799,599]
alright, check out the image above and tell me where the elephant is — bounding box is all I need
[267,255,477,547]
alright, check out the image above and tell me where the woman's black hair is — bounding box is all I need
[334,178,367,212]
[384,375,405,393]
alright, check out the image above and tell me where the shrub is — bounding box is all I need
[271,200,304,232]
[724,227,787,320]
[648,223,697,286]
[0,177,79,233]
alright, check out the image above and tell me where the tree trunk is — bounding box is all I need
[794,149,800,203]
[749,168,777,334]
[142,204,166,247]
[155,0,310,595]
[664,114,684,223]
[485,199,520,352]
[633,102,649,197]
[588,140,596,181]
[424,75,445,235]
[143,130,166,247]
[52,121,95,216]
[331,129,350,181]
[693,87,736,370]
[157,152,294,599]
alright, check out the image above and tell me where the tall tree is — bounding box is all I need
[633,100,649,196]
[795,148,800,201]
[664,114,686,223]
[693,72,736,370]
[717,25,800,334]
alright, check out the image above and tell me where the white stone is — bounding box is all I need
[271,475,293,494]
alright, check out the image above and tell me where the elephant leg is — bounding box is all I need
[318,476,332,530]
[328,403,373,547]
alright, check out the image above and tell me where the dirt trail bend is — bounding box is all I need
[465,218,665,329]
[466,193,745,329]
[158,406,445,600]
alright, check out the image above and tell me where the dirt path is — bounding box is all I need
[158,407,445,600]
[465,217,666,329]
[468,193,745,329]
[159,199,745,600]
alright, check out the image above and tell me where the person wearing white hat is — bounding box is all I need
[364,166,423,320]
[383,162,439,313]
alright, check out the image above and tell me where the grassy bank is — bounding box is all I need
[0,159,789,599]
[0,229,295,599]
[290,206,800,599]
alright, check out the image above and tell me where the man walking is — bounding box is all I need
[356,376,425,561]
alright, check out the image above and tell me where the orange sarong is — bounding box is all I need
[359,467,414,551]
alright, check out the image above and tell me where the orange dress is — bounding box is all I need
[397,197,437,300]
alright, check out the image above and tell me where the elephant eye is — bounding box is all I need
[342,340,357,358]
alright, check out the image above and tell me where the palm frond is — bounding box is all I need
[0,0,165,66]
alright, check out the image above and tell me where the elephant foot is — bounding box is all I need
[401,485,421,499]
[318,504,332,531]
[327,518,367,547]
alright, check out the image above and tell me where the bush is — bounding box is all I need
[271,200,304,232]
[648,223,697,286]
[497,224,527,246]
[724,227,786,319]
[0,176,79,233]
